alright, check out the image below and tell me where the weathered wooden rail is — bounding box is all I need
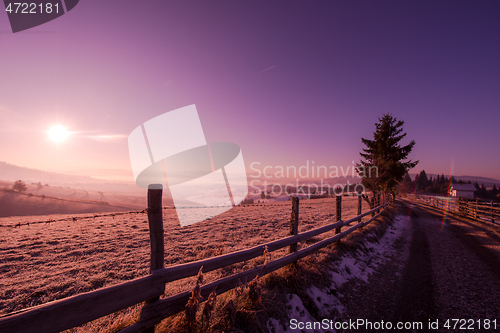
[407,194,500,225]
[0,187,391,333]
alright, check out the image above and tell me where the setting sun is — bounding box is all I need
[48,125,69,142]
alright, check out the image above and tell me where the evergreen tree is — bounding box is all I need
[492,184,498,198]
[403,173,412,185]
[397,172,414,195]
[479,184,488,198]
[356,114,418,196]
[433,176,439,188]
[417,170,428,191]
[440,175,450,194]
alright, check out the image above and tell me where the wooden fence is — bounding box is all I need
[0,187,391,333]
[407,194,500,225]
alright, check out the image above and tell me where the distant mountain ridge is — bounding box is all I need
[0,161,128,186]
[409,173,500,188]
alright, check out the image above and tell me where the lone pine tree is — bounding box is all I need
[356,114,418,198]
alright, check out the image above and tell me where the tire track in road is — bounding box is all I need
[393,207,436,326]
[401,201,500,331]
[340,201,500,332]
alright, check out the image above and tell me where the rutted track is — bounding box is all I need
[340,199,500,332]
[392,206,435,326]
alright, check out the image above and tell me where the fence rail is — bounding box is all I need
[407,194,500,225]
[0,189,391,333]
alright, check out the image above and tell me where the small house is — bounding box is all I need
[449,183,476,199]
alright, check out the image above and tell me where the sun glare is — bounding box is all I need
[48,125,69,142]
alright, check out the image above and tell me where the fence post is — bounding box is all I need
[377,193,381,213]
[459,198,465,215]
[371,197,375,217]
[289,197,299,254]
[474,199,478,219]
[357,193,362,223]
[492,201,495,223]
[143,184,164,333]
[335,195,342,234]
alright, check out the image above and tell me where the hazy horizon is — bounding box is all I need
[2,160,499,187]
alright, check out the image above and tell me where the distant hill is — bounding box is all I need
[0,164,173,212]
[454,176,500,188]
[0,189,143,218]
[409,173,500,188]
[0,161,149,197]
[0,161,118,186]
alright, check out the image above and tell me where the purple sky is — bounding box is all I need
[1,1,499,181]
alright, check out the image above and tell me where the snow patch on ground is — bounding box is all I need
[308,285,344,316]
[267,214,409,332]
[329,256,373,287]
[267,294,332,333]
[328,214,407,289]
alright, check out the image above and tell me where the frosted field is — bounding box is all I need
[0,196,366,319]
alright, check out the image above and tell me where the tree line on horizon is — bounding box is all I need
[399,170,500,200]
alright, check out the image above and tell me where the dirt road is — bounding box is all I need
[339,199,500,332]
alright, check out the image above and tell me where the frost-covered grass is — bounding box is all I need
[0,196,367,332]
[0,188,144,219]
